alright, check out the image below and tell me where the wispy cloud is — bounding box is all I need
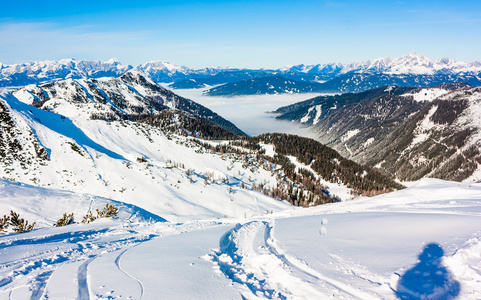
[0,22,167,65]
[0,21,306,68]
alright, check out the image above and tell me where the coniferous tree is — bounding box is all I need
[0,214,9,234]
[8,211,35,233]
[55,213,75,227]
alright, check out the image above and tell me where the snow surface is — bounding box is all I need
[1,178,480,299]
[300,105,323,125]
[363,137,375,148]
[341,129,360,142]
[406,105,439,151]
[402,87,450,102]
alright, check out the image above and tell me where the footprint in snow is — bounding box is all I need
[319,218,328,236]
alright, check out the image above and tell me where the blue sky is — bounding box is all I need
[0,0,480,68]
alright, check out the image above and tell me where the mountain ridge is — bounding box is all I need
[204,76,325,96]
[284,52,481,76]
[12,69,245,137]
[2,53,480,90]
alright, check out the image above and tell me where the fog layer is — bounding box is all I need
[168,87,323,139]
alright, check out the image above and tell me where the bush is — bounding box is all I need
[96,203,119,218]
[137,156,148,163]
[8,210,35,233]
[82,204,119,224]
[55,212,75,227]
[0,215,9,234]
[81,211,96,224]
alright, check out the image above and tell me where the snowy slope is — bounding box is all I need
[1,78,480,299]
[1,178,480,299]
[0,91,288,222]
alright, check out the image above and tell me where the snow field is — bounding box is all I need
[402,88,449,102]
[0,178,481,299]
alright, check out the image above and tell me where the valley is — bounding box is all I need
[167,86,323,137]
[1,53,481,299]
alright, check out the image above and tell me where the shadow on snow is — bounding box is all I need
[396,243,460,300]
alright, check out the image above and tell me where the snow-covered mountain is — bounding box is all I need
[286,52,481,76]
[275,83,481,182]
[0,58,132,88]
[1,69,403,219]
[309,72,481,94]
[3,53,480,93]
[0,90,288,222]
[136,60,221,83]
[12,69,244,136]
[201,53,481,96]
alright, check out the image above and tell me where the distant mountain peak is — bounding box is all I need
[284,53,481,77]
[106,58,121,64]
[138,60,189,73]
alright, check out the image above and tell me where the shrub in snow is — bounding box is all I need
[0,214,9,234]
[82,204,119,224]
[66,142,84,156]
[96,203,119,218]
[55,212,75,227]
[82,211,97,224]
[8,210,35,233]
[137,156,148,163]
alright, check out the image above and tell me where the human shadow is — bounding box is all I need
[396,243,460,299]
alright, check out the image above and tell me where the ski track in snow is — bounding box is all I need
[0,224,158,299]
[210,221,384,299]
[211,221,333,299]
[1,179,481,299]
[77,257,96,300]
[114,247,145,299]
[29,270,53,300]
[264,223,379,299]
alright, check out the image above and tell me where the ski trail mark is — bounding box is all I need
[29,270,53,300]
[115,247,144,299]
[249,192,260,214]
[265,223,377,299]
[77,257,96,300]
[211,221,327,299]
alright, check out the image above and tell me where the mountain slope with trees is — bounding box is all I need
[204,76,325,96]
[275,83,481,181]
